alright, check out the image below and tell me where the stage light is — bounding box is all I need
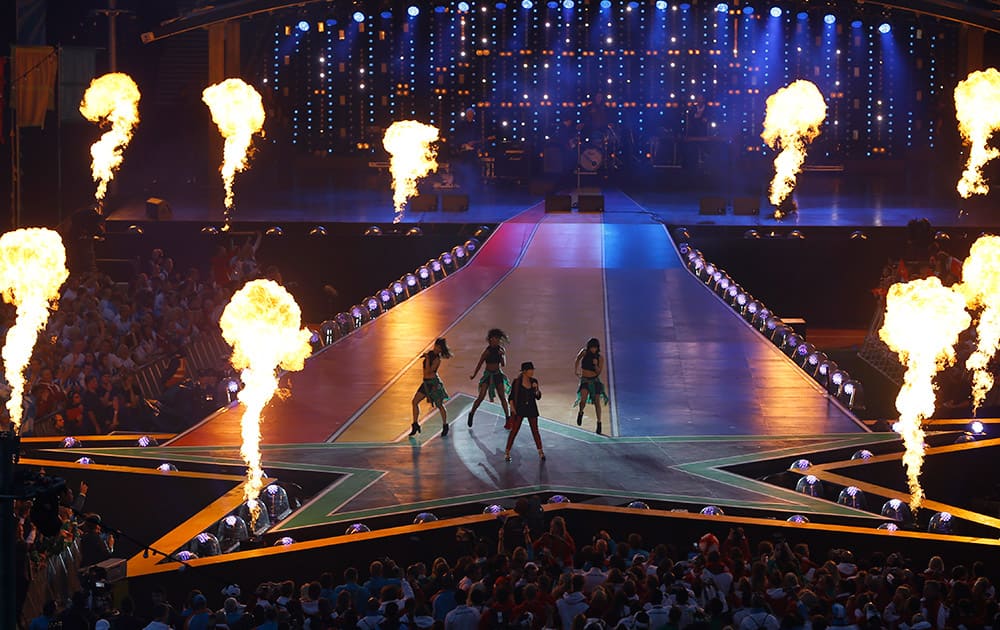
[805,351,827,377]
[379,289,394,309]
[138,435,157,447]
[345,522,371,534]
[429,258,446,280]
[225,377,240,394]
[628,1,640,9]
[435,6,446,13]
[440,252,457,271]
[414,512,439,524]
[547,495,571,503]
[787,514,809,523]
[795,475,823,497]
[464,238,480,253]
[416,266,432,288]
[452,245,468,265]
[191,532,221,557]
[851,19,863,28]
[404,273,419,293]
[743,6,754,15]
[770,6,782,17]
[458,1,470,11]
[562,0,574,8]
[127,224,144,235]
[364,225,383,236]
[782,332,802,356]
[787,229,805,240]
[837,486,867,509]
[365,296,381,318]
[656,0,668,9]
[715,3,728,12]
[495,1,507,8]
[700,505,724,516]
[522,0,534,7]
[484,504,505,515]
[237,500,272,534]
[352,11,365,23]
[547,1,558,8]
[391,280,406,300]
[217,514,250,552]
[817,359,838,386]
[849,229,868,240]
[851,449,874,461]
[877,522,899,532]
[627,501,650,509]
[75,457,94,465]
[274,536,296,546]
[265,226,284,238]
[841,380,865,409]
[264,484,292,521]
[406,227,423,237]
[62,437,82,448]
[794,342,816,366]
[325,18,337,26]
[408,6,420,16]
[970,420,985,435]
[200,225,220,236]
[297,20,310,32]
[927,511,953,534]
[829,369,849,393]
[679,3,691,9]
[600,0,613,7]
[881,498,912,522]
[349,305,365,328]
[176,551,198,561]
[157,462,178,472]
[879,23,891,33]
[796,11,808,19]
[790,458,812,471]
[823,14,835,24]
[309,225,327,237]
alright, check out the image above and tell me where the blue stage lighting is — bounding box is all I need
[407,6,420,16]
[435,6,447,13]
[496,1,507,8]
[796,11,808,19]
[380,10,392,18]
[680,3,691,10]
[563,0,574,8]
[823,13,835,24]
[851,19,863,28]
[352,11,365,22]
[716,2,728,12]
[743,6,754,14]
[878,22,891,33]
[522,0,533,7]
[296,20,310,32]
[601,0,612,6]
[655,0,668,8]
[457,1,470,11]
[628,1,640,9]
[769,6,782,17]
[325,18,337,26]
[547,0,558,7]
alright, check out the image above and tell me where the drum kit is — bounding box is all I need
[575,125,622,173]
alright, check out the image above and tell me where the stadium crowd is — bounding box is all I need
[28,498,999,630]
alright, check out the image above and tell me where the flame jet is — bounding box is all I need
[202,79,266,224]
[0,229,68,432]
[383,121,440,223]
[879,277,970,511]
[957,235,1000,412]
[761,80,827,216]
[219,280,312,523]
[955,68,1000,198]
[79,73,141,204]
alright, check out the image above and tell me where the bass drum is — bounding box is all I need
[578,146,604,171]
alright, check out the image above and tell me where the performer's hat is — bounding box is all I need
[521,361,534,371]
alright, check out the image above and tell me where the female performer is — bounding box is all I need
[467,328,511,427]
[574,337,609,435]
[410,338,453,437]
[505,362,544,462]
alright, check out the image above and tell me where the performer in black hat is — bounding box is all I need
[505,362,544,462]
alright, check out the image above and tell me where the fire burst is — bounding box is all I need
[202,79,266,223]
[79,73,141,204]
[955,68,1000,199]
[957,235,1000,412]
[0,229,68,433]
[219,280,312,523]
[879,277,970,510]
[383,121,439,223]
[761,80,827,215]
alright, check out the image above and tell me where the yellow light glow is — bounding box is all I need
[761,80,827,214]
[383,121,439,223]
[79,73,141,204]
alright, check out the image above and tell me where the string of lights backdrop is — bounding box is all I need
[263,1,957,160]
